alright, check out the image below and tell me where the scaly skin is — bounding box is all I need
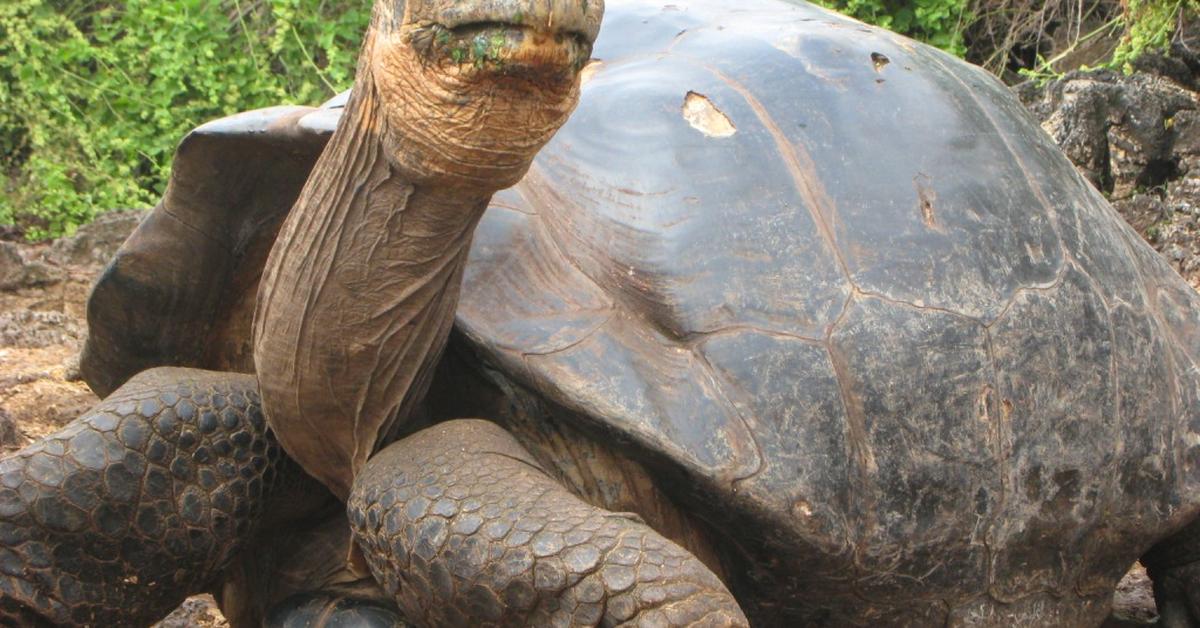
[348,419,748,627]
[0,368,310,626]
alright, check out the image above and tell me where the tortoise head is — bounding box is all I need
[365,0,603,189]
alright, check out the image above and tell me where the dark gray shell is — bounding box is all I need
[80,0,1200,623]
[454,0,1200,623]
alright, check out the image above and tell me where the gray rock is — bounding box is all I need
[61,351,83,383]
[0,310,84,349]
[1119,193,1171,235]
[0,243,24,289]
[1018,68,1196,199]
[44,209,145,267]
[0,409,22,450]
[153,595,227,628]
[1018,55,1200,287]
[1104,562,1159,626]
[0,241,63,291]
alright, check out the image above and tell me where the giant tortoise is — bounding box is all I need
[2,0,1200,625]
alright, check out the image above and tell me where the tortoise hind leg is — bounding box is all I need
[1144,518,1200,627]
[0,367,315,626]
[348,419,748,627]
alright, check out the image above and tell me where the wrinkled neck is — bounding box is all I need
[253,65,501,500]
[315,73,496,245]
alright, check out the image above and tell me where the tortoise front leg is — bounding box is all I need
[0,368,317,626]
[348,419,748,627]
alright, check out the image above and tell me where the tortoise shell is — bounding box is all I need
[457,0,1200,622]
[81,0,1200,623]
[82,104,339,396]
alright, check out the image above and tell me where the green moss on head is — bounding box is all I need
[472,34,490,60]
[459,31,508,68]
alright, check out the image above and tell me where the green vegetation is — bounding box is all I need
[0,0,369,238]
[822,0,1198,80]
[0,0,1196,238]
[817,0,973,57]
[1112,0,1199,70]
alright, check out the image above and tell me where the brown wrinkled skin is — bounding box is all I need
[253,0,590,502]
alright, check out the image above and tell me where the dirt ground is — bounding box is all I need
[0,267,96,444]
[0,227,230,627]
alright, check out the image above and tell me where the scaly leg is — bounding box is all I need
[348,419,748,627]
[0,368,316,626]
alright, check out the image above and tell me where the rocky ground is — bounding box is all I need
[1018,48,1200,291]
[0,210,137,447]
[5,55,1200,627]
[0,211,229,626]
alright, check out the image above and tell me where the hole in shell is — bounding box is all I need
[914,173,939,229]
[871,52,890,71]
[682,91,736,138]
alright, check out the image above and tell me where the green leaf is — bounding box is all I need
[0,0,368,239]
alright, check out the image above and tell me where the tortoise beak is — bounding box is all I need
[404,1,603,75]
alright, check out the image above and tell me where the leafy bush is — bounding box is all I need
[0,0,369,239]
[823,0,1197,81]
[962,0,1122,78]
[1112,0,1199,70]
[817,0,973,56]
[2,0,1196,238]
